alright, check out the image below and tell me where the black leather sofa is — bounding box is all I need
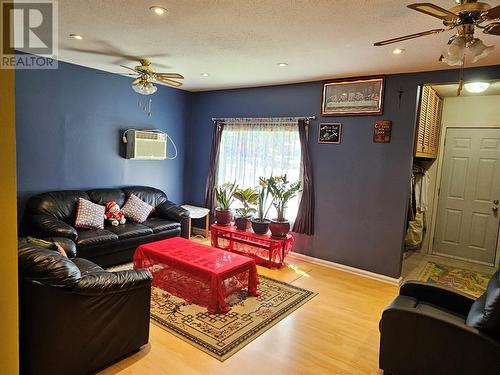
[18,240,153,375]
[379,271,500,375]
[24,186,189,267]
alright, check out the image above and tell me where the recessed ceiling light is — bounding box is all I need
[392,48,405,55]
[149,6,167,15]
[200,73,209,77]
[464,81,490,93]
[69,33,83,40]
[277,62,288,67]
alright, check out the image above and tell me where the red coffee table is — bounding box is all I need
[133,237,260,313]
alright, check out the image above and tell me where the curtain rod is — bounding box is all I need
[211,116,316,122]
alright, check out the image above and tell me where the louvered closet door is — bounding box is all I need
[433,128,500,264]
[428,95,440,155]
[430,98,443,155]
[423,90,434,154]
[416,86,429,154]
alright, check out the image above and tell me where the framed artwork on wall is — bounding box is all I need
[318,123,342,144]
[373,120,392,143]
[321,77,385,116]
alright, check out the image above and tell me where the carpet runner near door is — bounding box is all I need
[107,263,316,361]
[418,261,492,298]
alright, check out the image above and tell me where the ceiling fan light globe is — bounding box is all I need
[441,56,464,66]
[441,37,465,66]
[132,82,156,95]
[132,83,144,94]
[148,84,158,94]
[468,38,494,63]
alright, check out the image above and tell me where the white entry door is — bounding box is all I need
[433,128,500,265]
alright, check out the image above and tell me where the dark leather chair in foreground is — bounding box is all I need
[379,269,500,375]
[18,240,153,375]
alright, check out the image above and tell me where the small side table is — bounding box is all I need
[181,205,210,239]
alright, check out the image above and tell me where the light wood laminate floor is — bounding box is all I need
[99,237,398,375]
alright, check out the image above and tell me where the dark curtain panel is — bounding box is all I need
[293,119,315,235]
[204,120,224,212]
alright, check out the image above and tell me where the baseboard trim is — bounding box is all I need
[289,251,403,286]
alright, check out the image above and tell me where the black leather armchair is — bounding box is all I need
[25,186,190,267]
[379,271,500,375]
[18,241,153,375]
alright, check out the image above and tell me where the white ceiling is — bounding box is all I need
[56,0,500,92]
[432,81,500,96]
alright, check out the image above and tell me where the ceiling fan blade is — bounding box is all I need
[120,64,138,73]
[96,72,139,76]
[407,3,458,21]
[155,77,183,87]
[131,77,143,85]
[484,5,500,20]
[374,28,445,46]
[483,22,500,35]
[156,73,184,79]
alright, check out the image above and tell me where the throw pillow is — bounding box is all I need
[121,193,154,223]
[74,198,105,229]
[26,236,68,257]
[53,242,68,258]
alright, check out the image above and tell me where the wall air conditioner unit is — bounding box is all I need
[125,130,167,160]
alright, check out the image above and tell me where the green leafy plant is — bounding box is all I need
[266,175,302,222]
[254,177,272,222]
[234,187,258,218]
[214,182,238,210]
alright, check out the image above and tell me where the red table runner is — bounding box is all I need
[133,237,260,313]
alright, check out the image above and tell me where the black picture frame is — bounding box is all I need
[318,123,342,144]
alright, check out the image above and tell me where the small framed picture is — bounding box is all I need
[321,76,385,116]
[318,123,342,144]
[373,120,392,143]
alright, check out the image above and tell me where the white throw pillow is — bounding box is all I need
[121,193,154,223]
[74,198,105,229]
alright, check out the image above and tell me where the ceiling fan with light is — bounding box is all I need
[118,58,184,95]
[374,0,499,66]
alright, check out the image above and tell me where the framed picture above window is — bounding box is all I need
[321,77,385,116]
[318,123,342,144]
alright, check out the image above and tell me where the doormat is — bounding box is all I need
[107,263,317,361]
[419,261,492,298]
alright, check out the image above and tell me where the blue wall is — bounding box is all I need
[16,60,190,219]
[186,65,500,278]
[16,58,500,278]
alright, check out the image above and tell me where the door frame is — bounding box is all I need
[428,125,500,267]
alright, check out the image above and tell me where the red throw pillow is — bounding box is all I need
[74,198,105,229]
[121,194,154,223]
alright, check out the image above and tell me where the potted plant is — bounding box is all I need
[233,187,258,231]
[251,178,272,235]
[266,175,302,238]
[214,182,238,226]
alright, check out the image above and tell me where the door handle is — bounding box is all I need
[493,206,499,213]
[494,200,499,205]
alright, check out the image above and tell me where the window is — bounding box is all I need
[216,120,302,221]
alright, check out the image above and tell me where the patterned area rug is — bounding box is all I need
[418,261,492,297]
[107,263,316,361]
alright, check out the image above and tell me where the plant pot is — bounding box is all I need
[269,219,290,238]
[215,208,233,226]
[251,219,270,235]
[235,216,252,231]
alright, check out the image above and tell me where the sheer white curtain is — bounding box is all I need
[216,119,302,221]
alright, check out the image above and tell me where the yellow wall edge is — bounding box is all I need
[0,67,19,374]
